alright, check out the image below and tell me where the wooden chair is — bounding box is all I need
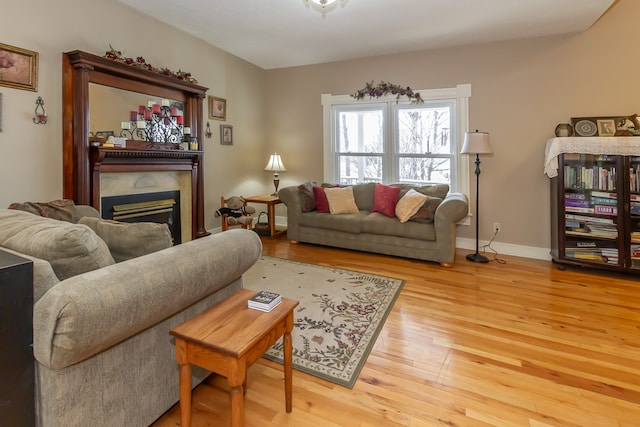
[219,196,253,232]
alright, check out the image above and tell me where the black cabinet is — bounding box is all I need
[0,249,35,426]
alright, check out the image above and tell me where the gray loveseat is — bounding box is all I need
[0,207,262,426]
[279,183,468,266]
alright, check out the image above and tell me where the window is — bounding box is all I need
[321,84,471,195]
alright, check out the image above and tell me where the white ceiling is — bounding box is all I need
[117,0,615,70]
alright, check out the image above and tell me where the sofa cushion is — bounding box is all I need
[395,189,428,223]
[298,181,317,212]
[410,196,443,223]
[298,211,367,233]
[361,212,436,241]
[312,186,331,213]
[371,183,401,218]
[349,182,376,211]
[325,187,359,214]
[78,217,173,262]
[0,209,115,280]
[396,183,449,200]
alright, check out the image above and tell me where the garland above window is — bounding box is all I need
[103,45,198,84]
[351,81,423,104]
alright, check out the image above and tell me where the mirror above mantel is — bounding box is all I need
[62,50,210,239]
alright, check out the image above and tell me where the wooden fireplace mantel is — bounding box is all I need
[62,50,210,239]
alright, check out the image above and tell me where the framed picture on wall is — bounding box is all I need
[220,124,233,145]
[208,96,226,121]
[0,42,38,91]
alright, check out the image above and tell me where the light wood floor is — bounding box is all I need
[153,238,640,427]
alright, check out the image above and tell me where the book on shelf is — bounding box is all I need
[590,197,617,206]
[590,191,617,199]
[631,202,640,215]
[564,199,590,208]
[594,205,617,215]
[248,290,282,312]
[565,214,614,224]
[565,206,595,213]
[565,193,586,200]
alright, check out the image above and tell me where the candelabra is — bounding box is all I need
[120,100,187,144]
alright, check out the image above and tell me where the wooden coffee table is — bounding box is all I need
[170,289,298,427]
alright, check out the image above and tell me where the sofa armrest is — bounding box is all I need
[34,228,262,370]
[278,186,303,239]
[434,192,469,225]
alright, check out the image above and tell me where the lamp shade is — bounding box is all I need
[460,131,493,155]
[265,153,286,172]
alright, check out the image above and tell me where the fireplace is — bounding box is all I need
[102,191,181,244]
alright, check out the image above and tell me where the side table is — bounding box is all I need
[170,289,299,427]
[243,194,286,239]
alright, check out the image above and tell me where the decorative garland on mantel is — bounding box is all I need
[103,45,198,84]
[351,81,424,104]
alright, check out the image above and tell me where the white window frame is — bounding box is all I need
[321,84,472,197]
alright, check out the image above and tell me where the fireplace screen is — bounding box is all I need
[102,191,181,244]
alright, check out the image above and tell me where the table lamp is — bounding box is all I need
[265,153,286,195]
[460,130,493,263]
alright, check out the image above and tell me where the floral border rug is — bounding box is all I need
[243,256,404,388]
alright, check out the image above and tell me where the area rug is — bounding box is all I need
[243,256,404,388]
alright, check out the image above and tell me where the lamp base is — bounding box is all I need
[466,252,489,263]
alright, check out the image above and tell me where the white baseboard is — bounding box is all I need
[456,237,551,261]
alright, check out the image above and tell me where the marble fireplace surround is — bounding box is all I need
[100,171,192,243]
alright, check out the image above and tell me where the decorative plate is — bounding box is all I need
[574,119,598,137]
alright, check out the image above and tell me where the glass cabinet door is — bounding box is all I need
[561,154,621,267]
[629,156,640,270]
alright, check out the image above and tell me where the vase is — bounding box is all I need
[555,123,573,137]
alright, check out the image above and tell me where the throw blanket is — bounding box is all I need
[8,199,80,223]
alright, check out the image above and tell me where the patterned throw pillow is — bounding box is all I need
[298,181,317,212]
[410,196,443,223]
[395,189,428,222]
[312,186,331,213]
[324,187,360,214]
[370,183,401,218]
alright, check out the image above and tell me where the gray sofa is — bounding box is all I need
[279,183,468,266]
[0,207,262,426]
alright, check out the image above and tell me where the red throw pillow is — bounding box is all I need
[313,186,330,213]
[370,183,401,217]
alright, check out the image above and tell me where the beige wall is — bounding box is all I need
[2,0,637,253]
[264,0,639,257]
[1,0,267,232]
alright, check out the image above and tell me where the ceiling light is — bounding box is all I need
[304,0,348,16]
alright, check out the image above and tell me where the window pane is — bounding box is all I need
[398,107,450,155]
[338,110,383,153]
[398,157,451,185]
[339,155,382,185]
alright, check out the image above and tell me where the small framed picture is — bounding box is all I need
[208,96,226,121]
[0,42,38,91]
[220,124,233,145]
[597,119,617,137]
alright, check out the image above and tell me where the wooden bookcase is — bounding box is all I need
[550,149,640,274]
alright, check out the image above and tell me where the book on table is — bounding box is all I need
[248,290,282,312]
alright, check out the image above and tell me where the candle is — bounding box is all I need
[144,110,152,120]
[161,99,170,107]
[138,105,146,115]
[129,111,137,121]
[176,115,184,125]
[189,138,198,150]
[136,120,146,129]
[183,127,191,135]
[152,104,161,114]
[170,107,178,116]
[121,121,131,130]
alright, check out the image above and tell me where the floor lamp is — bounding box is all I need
[461,130,493,263]
[264,153,286,195]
